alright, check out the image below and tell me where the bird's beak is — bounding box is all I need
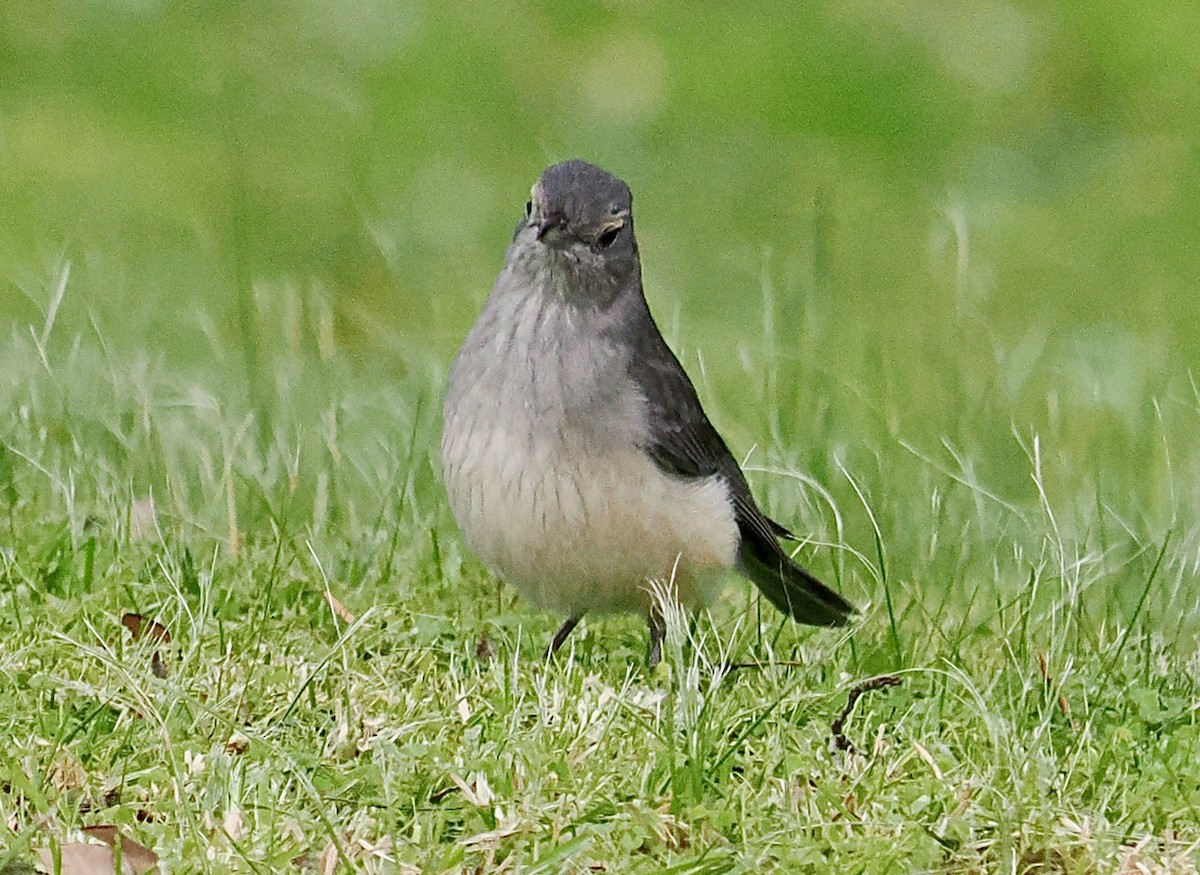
[536,211,563,241]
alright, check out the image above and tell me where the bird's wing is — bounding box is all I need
[621,294,788,542]
[616,285,857,626]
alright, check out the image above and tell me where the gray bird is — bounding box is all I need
[441,159,856,665]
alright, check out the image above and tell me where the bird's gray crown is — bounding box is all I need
[530,160,634,247]
[506,159,641,304]
[537,160,631,222]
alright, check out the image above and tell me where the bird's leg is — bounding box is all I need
[647,608,666,667]
[546,615,582,659]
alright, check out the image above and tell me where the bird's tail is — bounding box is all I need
[738,531,856,627]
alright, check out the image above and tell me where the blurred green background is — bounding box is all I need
[2,0,1198,517]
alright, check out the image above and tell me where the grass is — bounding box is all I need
[2,253,1199,873]
[3,8,1199,866]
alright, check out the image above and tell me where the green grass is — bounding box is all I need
[2,265,1198,872]
[3,3,1200,871]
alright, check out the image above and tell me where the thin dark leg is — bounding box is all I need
[647,610,666,668]
[546,616,582,659]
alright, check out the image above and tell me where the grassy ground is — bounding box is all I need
[2,265,1198,872]
[3,3,1200,872]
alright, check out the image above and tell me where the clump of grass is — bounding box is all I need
[2,258,1199,872]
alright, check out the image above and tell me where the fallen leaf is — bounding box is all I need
[37,842,127,875]
[81,829,157,875]
[119,615,171,645]
[35,827,158,874]
[120,615,171,677]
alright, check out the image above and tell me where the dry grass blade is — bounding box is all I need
[324,590,355,624]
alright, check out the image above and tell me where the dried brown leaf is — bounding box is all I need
[37,842,125,875]
[35,828,157,875]
[81,828,157,874]
[119,615,171,645]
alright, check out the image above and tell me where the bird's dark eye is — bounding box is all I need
[524,200,532,218]
[597,226,621,249]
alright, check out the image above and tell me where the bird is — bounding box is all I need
[441,159,856,665]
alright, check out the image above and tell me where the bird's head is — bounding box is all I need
[511,160,640,294]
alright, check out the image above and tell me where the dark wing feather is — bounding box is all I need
[620,289,856,627]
